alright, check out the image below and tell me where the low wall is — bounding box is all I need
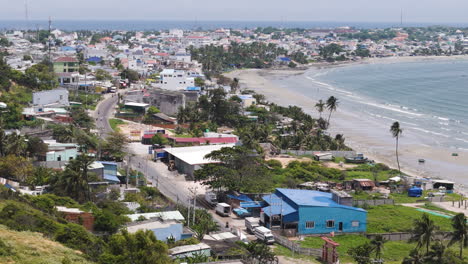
[273,234,322,258]
[353,199,395,207]
[366,232,451,241]
[280,150,356,158]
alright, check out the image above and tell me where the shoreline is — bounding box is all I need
[225,60,468,192]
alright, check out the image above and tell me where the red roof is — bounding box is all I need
[155,53,169,57]
[170,137,238,144]
[54,56,78,63]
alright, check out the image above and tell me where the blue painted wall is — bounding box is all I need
[297,206,367,234]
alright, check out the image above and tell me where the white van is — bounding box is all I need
[215,203,231,217]
[245,217,260,234]
[254,226,275,244]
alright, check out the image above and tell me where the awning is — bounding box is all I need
[359,181,375,187]
[103,174,120,183]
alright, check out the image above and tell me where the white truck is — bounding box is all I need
[215,203,231,217]
[205,192,218,206]
[245,217,260,234]
[254,226,275,244]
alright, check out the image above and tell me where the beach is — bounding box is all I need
[226,56,468,191]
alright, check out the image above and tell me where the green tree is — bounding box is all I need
[120,69,139,82]
[95,69,112,81]
[348,242,373,264]
[390,121,403,175]
[449,213,468,258]
[370,235,387,261]
[315,99,325,118]
[194,77,205,87]
[103,131,129,161]
[237,241,276,264]
[410,213,439,254]
[98,229,171,264]
[326,96,339,126]
[151,133,169,146]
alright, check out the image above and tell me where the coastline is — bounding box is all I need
[225,58,468,192]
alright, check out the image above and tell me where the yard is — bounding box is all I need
[300,234,467,264]
[366,204,453,233]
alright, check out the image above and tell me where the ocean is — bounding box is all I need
[306,59,468,151]
[1,20,468,31]
[264,58,468,185]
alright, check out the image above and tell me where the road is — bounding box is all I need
[93,93,119,137]
[94,91,201,208]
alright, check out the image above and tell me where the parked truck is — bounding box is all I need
[205,192,218,206]
[215,203,231,217]
[245,217,260,234]
[253,226,275,244]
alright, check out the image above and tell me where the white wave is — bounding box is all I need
[410,127,450,138]
[438,122,449,126]
[440,127,451,131]
[433,115,450,121]
[361,101,424,117]
[455,138,468,144]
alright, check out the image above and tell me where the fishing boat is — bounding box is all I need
[345,153,368,164]
[418,159,425,163]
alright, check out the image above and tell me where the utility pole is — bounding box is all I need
[126,155,132,189]
[192,189,197,225]
[400,8,403,27]
[187,197,191,227]
[48,16,52,63]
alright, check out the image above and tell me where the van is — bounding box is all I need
[215,203,231,217]
[205,192,218,206]
[253,226,275,244]
[245,217,260,234]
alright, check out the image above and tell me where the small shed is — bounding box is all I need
[353,179,375,191]
[169,243,211,259]
[432,180,455,193]
[314,152,333,161]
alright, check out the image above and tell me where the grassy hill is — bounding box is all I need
[0,225,94,264]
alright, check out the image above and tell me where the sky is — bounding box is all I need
[1,0,468,23]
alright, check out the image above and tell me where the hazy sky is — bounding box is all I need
[1,0,468,23]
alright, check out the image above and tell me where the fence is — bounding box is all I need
[273,234,322,258]
[280,150,356,158]
[366,232,451,241]
[353,199,395,207]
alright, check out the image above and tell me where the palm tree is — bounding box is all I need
[411,213,439,254]
[326,96,338,126]
[390,121,403,175]
[315,99,325,118]
[5,133,27,156]
[370,235,387,261]
[334,134,345,150]
[449,213,468,258]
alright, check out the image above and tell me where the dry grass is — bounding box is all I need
[0,225,94,264]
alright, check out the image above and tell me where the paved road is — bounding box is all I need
[94,93,119,137]
[94,92,198,208]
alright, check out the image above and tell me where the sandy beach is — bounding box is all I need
[226,57,468,191]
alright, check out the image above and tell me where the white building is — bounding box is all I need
[159,69,195,91]
[32,88,69,107]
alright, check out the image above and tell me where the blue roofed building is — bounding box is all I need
[261,188,366,235]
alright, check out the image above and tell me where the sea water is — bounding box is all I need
[282,59,468,151]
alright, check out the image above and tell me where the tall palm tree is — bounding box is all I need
[315,99,325,118]
[390,121,403,175]
[326,96,339,126]
[449,213,468,258]
[370,235,387,261]
[411,213,439,254]
[5,133,27,156]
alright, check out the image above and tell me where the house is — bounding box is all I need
[32,88,69,107]
[126,218,192,242]
[163,144,235,177]
[237,94,256,108]
[123,102,150,114]
[38,140,78,162]
[261,188,367,235]
[167,136,238,146]
[169,243,211,259]
[159,69,195,91]
[53,56,79,73]
[352,179,375,191]
[56,206,94,231]
[88,161,120,183]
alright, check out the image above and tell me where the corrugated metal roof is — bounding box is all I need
[273,188,366,212]
[163,144,235,165]
[126,211,185,222]
[262,193,297,216]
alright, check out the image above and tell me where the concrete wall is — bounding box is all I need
[353,199,395,207]
[281,150,356,158]
[46,148,78,162]
[297,206,367,235]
